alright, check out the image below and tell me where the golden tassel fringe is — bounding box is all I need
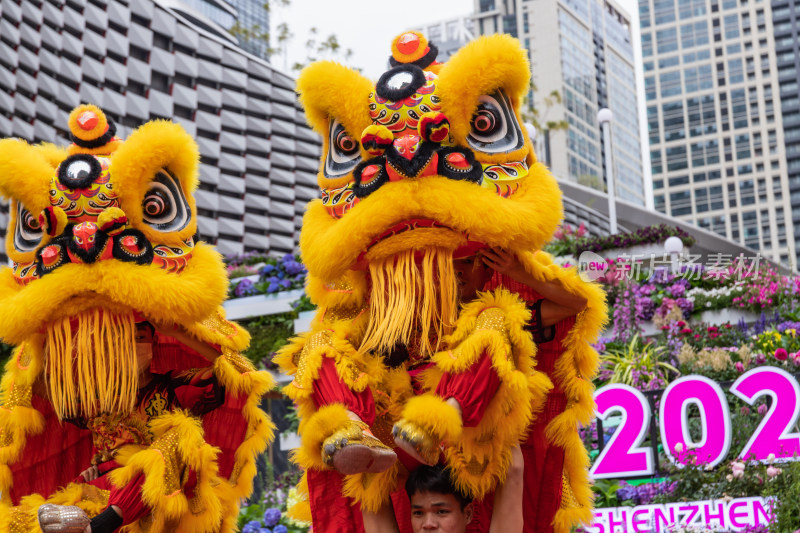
[360,248,457,359]
[44,309,138,420]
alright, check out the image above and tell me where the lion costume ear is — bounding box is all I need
[436,34,532,157]
[297,62,375,189]
[0,139,62,215]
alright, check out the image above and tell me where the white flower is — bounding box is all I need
[674,442,684,453]
[766,453,776,464]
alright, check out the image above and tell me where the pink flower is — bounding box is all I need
[681,328,693,334]
[677,321,686,327]
[767,466,782,478]
[758,404,768,415]
[694,334,702,339]
[793,352,800,366]
[740,405,750,415]
[775,348,788,361]
[735,362,745,372]
[708,326,719,333]
[660,325,670,331]
[756,353,767,364]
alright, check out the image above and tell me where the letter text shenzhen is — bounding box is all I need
[577,497,774,532]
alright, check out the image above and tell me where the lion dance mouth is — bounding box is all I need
[44,309,138,420]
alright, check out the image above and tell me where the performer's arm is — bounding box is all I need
[489,445,524,533]
[362,500,401,533]
[481,248,587,326]
[155,323,221,362]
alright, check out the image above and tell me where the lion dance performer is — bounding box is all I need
[276,31,607,533]
[0,105,275,532]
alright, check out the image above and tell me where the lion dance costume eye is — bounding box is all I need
[0,105,275,532]
[276,32,607,533]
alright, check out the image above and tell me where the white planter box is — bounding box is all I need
[600,244,691,261]
[293,310,316,334]
[222,289,306,320]
[699,308,760,326]
[269,369,293,387]
[279,431,301,451]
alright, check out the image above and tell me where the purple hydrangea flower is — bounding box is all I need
[273,526,288,533]
[242,521,262,533]
[234,278,257,298]
[263,508,282,527]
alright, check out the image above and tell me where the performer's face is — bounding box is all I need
[453,255,492,301]
[410,492,473,533]
[135,322,154,374]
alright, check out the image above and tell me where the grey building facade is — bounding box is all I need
[641,0,798,269]
[0,0,321,263]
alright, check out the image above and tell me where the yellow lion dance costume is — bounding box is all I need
[0,105,274,532]
[276,32,606,533]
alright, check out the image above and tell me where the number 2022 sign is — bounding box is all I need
[590,367,800,479]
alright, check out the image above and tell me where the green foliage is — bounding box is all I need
[0,342,12,380]
[592,479,622,508]
[599,334,678,387]
[241,312,296,370]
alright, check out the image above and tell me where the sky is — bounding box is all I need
[271,0,652,207]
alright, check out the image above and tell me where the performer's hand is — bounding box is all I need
[481,248,529,284]
[80,465,99,482]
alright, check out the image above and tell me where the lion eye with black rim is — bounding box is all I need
[141,170,191,232]
[13,202,43,253]
[467,90,524,154]
[324,119,362,178]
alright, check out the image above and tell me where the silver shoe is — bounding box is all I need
[37,503,89,533]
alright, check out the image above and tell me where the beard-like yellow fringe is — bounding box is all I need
[360,248,457,360]
[45,309,138,420]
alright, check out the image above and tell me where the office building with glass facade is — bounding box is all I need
[642,0,798,267]
[474,0,647,205]
[0,0,320,264]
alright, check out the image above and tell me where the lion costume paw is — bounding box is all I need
[323,420,396,475]
[37,504,89,533]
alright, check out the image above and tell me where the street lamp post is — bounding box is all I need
[597,108,617,235]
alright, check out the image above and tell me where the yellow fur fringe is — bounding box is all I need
[400,394,463,444]
[418,289,552,499]
[44,310,138,420]
[360,248,457,360]
[109,411,222,533]
[293,403,352,471]
[518,250,608,532]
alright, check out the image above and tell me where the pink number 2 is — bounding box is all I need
[730,367,800,461]
[589,384,655,479]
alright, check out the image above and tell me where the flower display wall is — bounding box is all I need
[223,243,800,531]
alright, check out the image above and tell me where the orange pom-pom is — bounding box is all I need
[391,31,429,63]
[68,104,109,142]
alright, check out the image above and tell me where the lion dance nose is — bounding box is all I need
[73,221,98,252]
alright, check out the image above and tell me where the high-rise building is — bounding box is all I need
[413,16,477,62]
[771,0,800,268]
[226,0,270,59]
[0,0,320,264]
[641,0,797,268]
[473,0,647,206]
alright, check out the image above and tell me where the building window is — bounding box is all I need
[666,145,688,171]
